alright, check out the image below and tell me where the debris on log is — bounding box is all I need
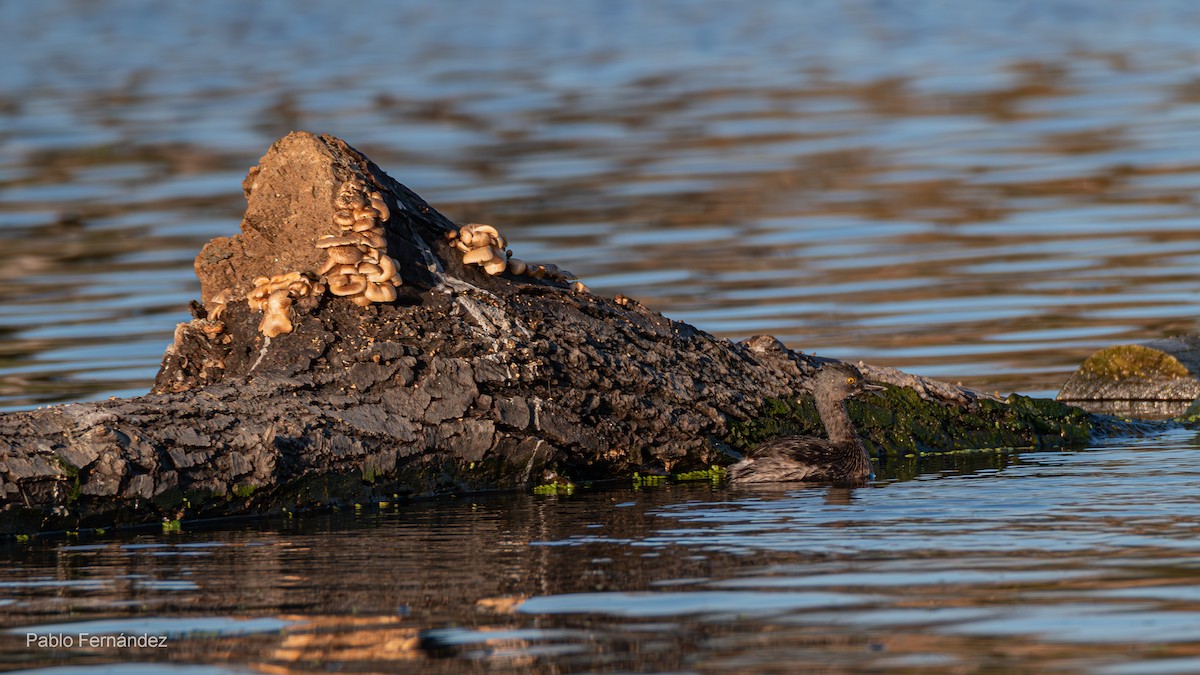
[0,132,1150,536]
[1058,337,1200,418]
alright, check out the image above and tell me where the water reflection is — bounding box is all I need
[3,431,1200,671]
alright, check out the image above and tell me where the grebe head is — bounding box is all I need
[811,362,883,401]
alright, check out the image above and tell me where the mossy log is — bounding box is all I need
[1057,337,1200,418]
[0,132,1145,536]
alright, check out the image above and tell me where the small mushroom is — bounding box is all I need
[207,288,233,321]
[364,282,397,303]
[507,258,527,276]
[318,257,339,276]
[333,210,355,228]
[462,245,501,265]
[354,230,386,249]
[328,274,368,297]
[484,254,507,276]
[352,217,379,233]
[266,289,292,314]
[351,295,373,307]
[366,255,399,284]
[369,192,390,221]
[259,312,293,338]
[462,223,506,249]
[357,262,383,278]
[316,234,360,249]
[326,245,363,265]
[571,281,590,293]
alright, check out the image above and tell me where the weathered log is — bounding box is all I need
[0,132,1144,536]
[1058,337,1200,418]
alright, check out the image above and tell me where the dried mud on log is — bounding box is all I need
[0,132,1150,536]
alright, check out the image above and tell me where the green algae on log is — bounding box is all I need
[0,131,1146,537]
[1058,337,1200,418]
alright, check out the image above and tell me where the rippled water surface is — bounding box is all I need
[5,0,1200,672]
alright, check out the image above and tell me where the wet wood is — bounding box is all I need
[0,132,1115,536]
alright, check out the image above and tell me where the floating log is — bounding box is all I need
[1057,337,1200,418]
[0,132,1143,536]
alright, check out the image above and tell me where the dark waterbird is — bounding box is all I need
[730,362,883,485]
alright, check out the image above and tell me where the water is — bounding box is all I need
[4,0,1200,671]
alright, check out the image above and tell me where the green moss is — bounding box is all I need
[15,534,30,544]
[53,457,82,504]
[161,519,182,533]
[1079,345,1189,381]
[675,465,729,482]
[231,484,256,498]
[727,385,1144,463]
[632,472,667,488]
[533,479,576,495]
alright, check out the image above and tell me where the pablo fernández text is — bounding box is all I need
[27,633,168,649]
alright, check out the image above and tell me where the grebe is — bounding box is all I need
[730,363,883,484]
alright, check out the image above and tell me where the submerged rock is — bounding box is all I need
[1058,337,1200,419]
[0,132,1139,536]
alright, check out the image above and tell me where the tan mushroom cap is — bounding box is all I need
[266,289,292,314]
[328,274,368,297]
[351,216,379,232]
[367,255,399,284]
[316,234,360,248]
[507,258,527,275]
[483,255,507,276]
[364,282,397,303]
[571,281,590,293]
[462,245,501,266]
[326,245,363,265]
[259,312,293,338]
[333,210,355,228]
[368,193,390,221]
[354,230,386,249]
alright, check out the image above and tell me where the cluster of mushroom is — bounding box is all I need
[318,179,404,306]
[246,272,325,338]
[447,223,586,291]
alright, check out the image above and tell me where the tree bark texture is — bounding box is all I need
[0,132,1137,536]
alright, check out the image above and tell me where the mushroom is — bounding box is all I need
[461,223,506,250]
[259,312,293,338]
[369,192,390,221]
[364,282,397,303]
[366,255,399,284]
[483,254,507,276]
[328,274,368,297]
[351,216,379,233]
[326,245,363,265]
[462,246,499,266]
[571,281,590,294]
[207,288,233,321]
[316,234,360,249]
[507,258,527,276]
[354,230,386,249]
[351,295,373,307]
[333,210,355,228]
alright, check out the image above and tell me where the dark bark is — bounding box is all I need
[0,132,1129,536]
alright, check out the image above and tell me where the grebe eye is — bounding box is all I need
[846,377,856,384]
